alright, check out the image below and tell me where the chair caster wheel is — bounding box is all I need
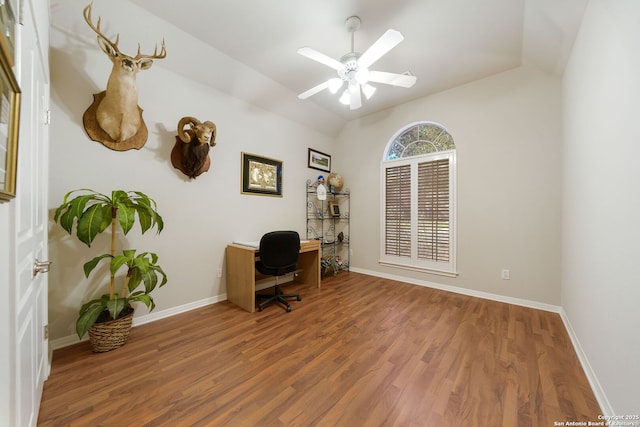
[297,296,302,301]
[286,306,292,312]
[258,306,263,312]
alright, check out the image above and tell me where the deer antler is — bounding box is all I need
[83,2,166,60]
[83,2,121,52]
[134,39,167,60]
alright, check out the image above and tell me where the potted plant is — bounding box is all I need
[54,189,167,352]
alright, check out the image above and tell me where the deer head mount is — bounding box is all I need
[81,2,167,151]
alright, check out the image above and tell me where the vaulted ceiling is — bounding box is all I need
[57,0,589,137]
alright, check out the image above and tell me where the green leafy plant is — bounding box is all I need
[54,189,167,338]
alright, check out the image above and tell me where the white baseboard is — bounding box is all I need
[131,294,228,327]
[350,267,562,313]
[50,334,88,350]
[49,276,298,351]
[49,293,228,351]
[559,308,613,416]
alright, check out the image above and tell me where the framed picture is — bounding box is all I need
[241,152,283,197]
[308,148,331,173]
[328,201,340,217]
[0,48,20,202]
[0,1,16,67]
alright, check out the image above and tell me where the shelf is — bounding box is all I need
[306,180,350,277]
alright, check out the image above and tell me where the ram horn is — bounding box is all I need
[177,116,200,143]
[202,121,217,146]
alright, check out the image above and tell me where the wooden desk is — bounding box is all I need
[226,240,321,312]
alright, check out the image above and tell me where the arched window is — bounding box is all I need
[381,122,457,276]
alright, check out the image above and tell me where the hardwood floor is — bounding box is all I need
[38,272,601,426]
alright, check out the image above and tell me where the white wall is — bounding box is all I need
[0,205,12,424]
[48,1,333,342]
[335,66,563,306]
[562,0,640,414]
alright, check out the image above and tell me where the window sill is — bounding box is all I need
[378,260,458,278]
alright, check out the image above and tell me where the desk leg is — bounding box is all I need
[226,245,256,312]
[297,248,321,289]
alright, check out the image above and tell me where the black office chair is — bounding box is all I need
[255,231,302,312]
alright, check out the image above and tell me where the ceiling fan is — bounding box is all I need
[297,16,417,110]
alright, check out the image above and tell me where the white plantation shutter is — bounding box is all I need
[385,164,411,257]
[418,159,450,262]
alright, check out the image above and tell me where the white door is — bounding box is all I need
[13,0,50,425]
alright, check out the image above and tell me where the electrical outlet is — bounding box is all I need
[501,269,510,280]
[217,268,222,278]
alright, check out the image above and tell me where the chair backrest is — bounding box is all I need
[259,231,300,273]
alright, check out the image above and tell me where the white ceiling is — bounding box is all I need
[60,0,589,137]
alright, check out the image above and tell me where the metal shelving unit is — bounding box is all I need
[306,180,350,276]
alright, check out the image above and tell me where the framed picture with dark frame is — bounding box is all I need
[0,47,21,202]
[308,148,331,173]
[328,201,340,217]
[241,152,283,197]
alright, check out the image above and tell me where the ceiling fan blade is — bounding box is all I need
[298,81,329,99]
[357,29,404,69]
[297,47,344,70]
[350,85,362,110]
[368,70,417,88]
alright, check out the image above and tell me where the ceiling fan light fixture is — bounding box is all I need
[339,90,351,105]
[355,67,369,85]
[328,78,343,94]
[362,83,376,100]
[347,77,359,92]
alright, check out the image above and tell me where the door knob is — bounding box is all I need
[33,259,52,276]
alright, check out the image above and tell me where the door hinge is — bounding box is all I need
[44,110,51,125]
[43,325,48,340]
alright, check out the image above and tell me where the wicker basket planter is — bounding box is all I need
[88,309,134,353]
